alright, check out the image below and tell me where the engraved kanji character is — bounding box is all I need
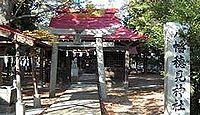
[172,84,186,97]
[172,55,186,68]
[175,70,186,82]
[172,99,186,111]
[173,40,187,53]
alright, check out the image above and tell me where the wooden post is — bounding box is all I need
[143,51,148,74]
[95,34,107,100]
[0,58,3,85]
[30,48,41,108]
[164,22,190,115]
[49,37,58,97]
[39,49,44,84]
[124,50,129,89]
[15,43,25,115]
[20,48,25,82]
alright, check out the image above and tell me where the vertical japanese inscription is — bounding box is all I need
[164,22,190,115]
[171,37,187,112]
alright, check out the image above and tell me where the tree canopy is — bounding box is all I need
[127,0,200,113]
[127,0,200,70]
[128,0,200,51]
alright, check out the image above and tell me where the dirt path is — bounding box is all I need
[43,83,101,115]
[103,74,164,115]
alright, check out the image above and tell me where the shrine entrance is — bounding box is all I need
[76,50,97,74]
[69,48,98,83]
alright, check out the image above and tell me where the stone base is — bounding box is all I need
[0,104,15,113]
[71,76,79,82]
[34,94,41,108]
[16,101,25,115]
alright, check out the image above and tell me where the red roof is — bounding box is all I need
[49,9,121,29]
[104,26,145,40]
[0,25,51,47]
[0,25,21,34]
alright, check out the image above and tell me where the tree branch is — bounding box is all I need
[2,0,76,25]
[14,0,26,18]
[3,8,53,24]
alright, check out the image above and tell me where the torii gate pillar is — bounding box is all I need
[95,34,107,100]
[49,37,58,97]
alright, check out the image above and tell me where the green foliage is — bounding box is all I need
[128,0,200,51]
[85,1,96,9]
[11,0,38,31]
[23,29,56,41]
[128,0,164,51]
[128,0,200,113]
[85,2,104,17]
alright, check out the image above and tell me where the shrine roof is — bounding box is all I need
[0,25,21,34]
[49,8,121,29]
[0,25,50,47]
[49,8,147,41]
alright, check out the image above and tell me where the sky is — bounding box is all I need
[76,0,130,22]
[79,0,129,9]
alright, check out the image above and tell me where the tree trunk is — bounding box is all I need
[0,0,7,24]
[0,0,14,24]
[143,51,148,74]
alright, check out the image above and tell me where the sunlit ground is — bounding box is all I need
[22,74,164,115]
[103,74,164,115]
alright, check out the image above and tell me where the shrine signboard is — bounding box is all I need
[164,22,190,115]
[16,34,34,46]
